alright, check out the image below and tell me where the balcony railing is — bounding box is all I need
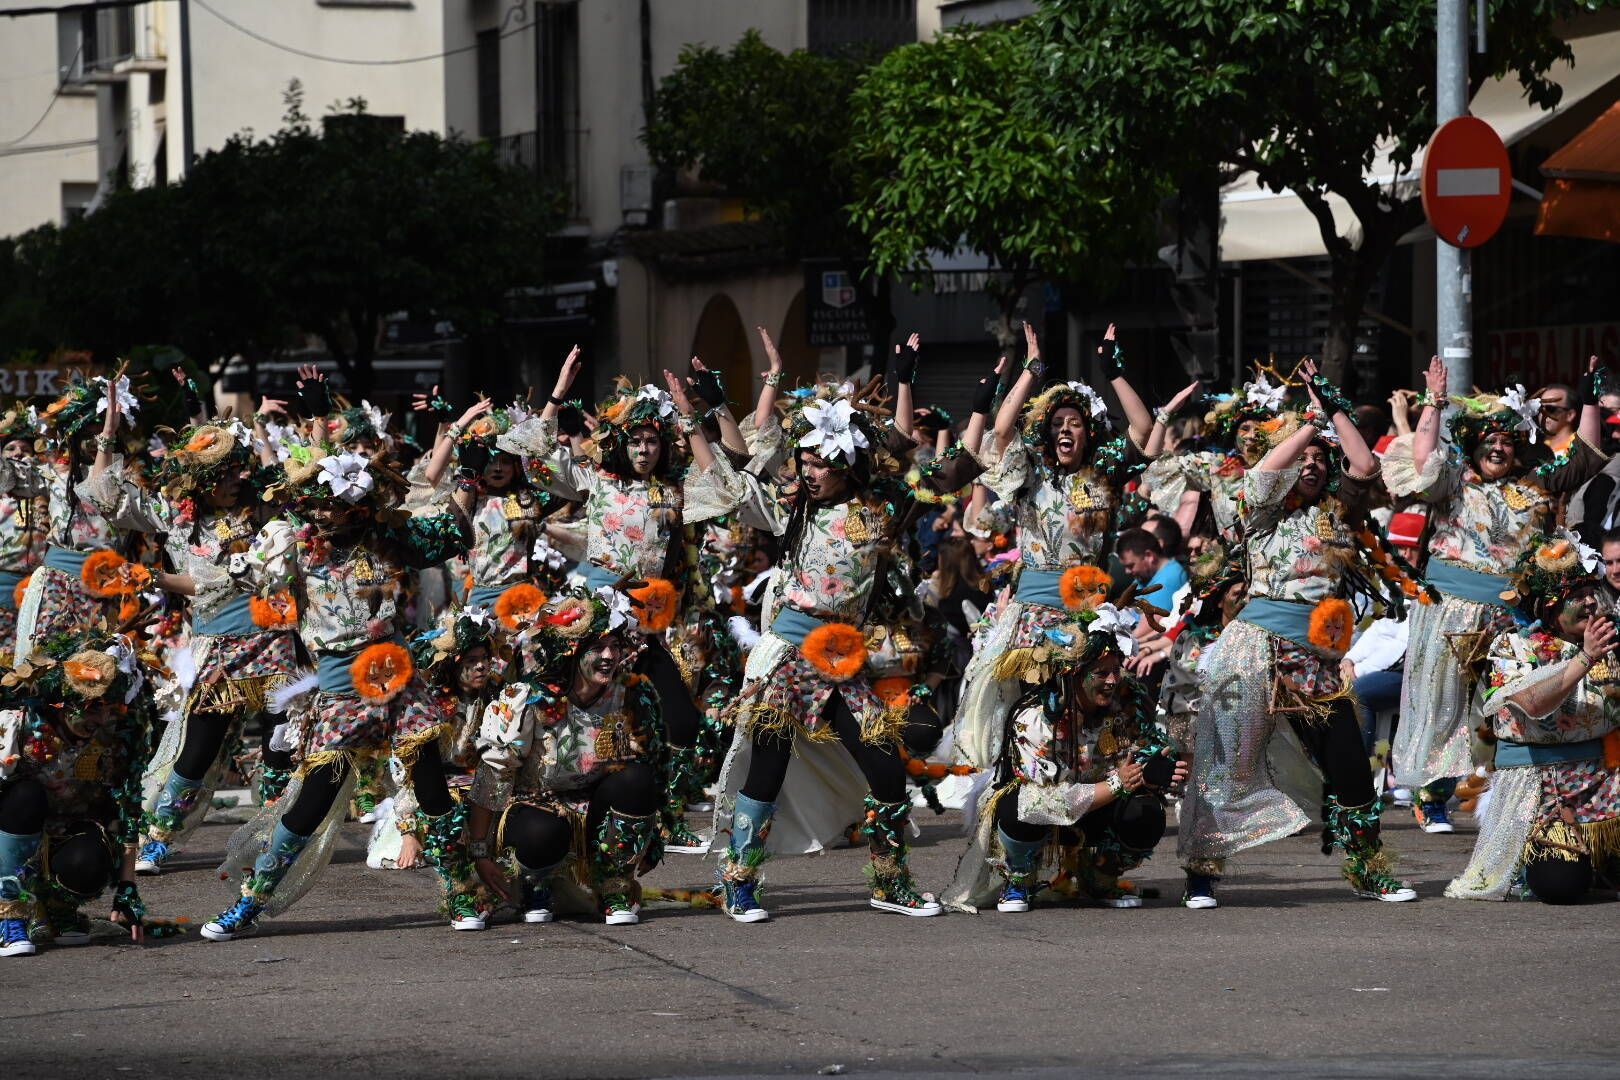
[63,7,165,86]
[492,128,585,223]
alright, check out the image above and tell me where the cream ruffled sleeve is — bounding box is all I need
[499,416,595,502]
[75,456,164,534]
[682,447,749,526]
[1380,433,1456,502]
[469,685,535,812]
[738,414,788,478]
[973,434,1032,504]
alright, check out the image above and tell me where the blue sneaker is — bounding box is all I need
[520,877,554,924]
[1182,873,1219,909]
[1415,802,1454,834]
[1,917,36,957]
[134,838,170,875]
[201,896,265,941]
[723,879,769,923]
[996,879,1033,913]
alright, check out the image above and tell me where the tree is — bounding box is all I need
[1030,0,1605,380]
[642,31,896,343]
[847,23,1160,346]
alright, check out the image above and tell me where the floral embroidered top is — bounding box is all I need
[79,457,263,624]
[1477,628,1620,744]
[504,416,748,584]
[1383,433,1605,576]
[0,695,152,846]
[1004,681,1171,825]
[1240,464,1381,605]
[0,461,46,576]
[1142,450,1247,540]
[467,490,551,593]
[469,674,663,811]
[47,461,117,552]
[234,513,470,655]
[777,500,897,624]
[976,435,1142,572]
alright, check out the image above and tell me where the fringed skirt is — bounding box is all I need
[294,680,450,772]
[729,631,905,749]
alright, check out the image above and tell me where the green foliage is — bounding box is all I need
[1,84,565,394]
[848,23,1160,309]
[643,29,867,258]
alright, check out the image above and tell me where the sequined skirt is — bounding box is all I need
[1392,593,1510,788]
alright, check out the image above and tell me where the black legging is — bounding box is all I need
[995,785,1167,850]
[741,692,907,805]
[502,763,662,870]
[280,741,453,837]
[1289,697,1376,807]
[901,704,944,760]
[174,712,235,780]
[637,640,700,749]
[0,776,47,835]
[0,778,114,898]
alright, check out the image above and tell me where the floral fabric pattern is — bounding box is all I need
[1240,465,1380,605]
[975,436,1138,571]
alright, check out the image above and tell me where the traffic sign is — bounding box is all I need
[1422,115,1512,248]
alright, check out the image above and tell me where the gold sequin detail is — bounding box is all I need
[73,744,105,780]
[594,715,622,760]
[1501,485,1534,512]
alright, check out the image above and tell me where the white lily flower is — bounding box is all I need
[531,534,567,570]
[1576,537,1602,573]
[1501,385,1541,443]
[360,400,390,435]
[316,451,375,504]
[596,585,639,632]
[94,374,139,426]
[798,399,870,463]
[635,385,676,419]
[105,638,144,703]
[1065,381,1109,419]
[1244,375,1287,412]
[1086,603,1138,657]
[464,605,492,627]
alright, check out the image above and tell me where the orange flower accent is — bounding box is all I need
[44,397,69,417]
[184,429,219,454]
[250,592,299,629]
[629,577,679,632]
[601,398,632,425]
[873,675,912,707]
[1059,565,1111,611]
[81,549,130,598]
[1541,539,1572,561]
[800,622,867,682]
[13,574,29,609]
[351,642,414,702]
[467,417,497,439]
[495,583,547,629]
[1604,730,1620,771]
[1307,597,1354,657]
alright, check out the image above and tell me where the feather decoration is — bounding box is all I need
[268,669,318,714]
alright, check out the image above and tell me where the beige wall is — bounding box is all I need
[0,11,100,236]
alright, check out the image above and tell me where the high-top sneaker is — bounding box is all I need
[1325,796,1418,902]
[138,770,207,874]
[662,743,708,854]
[517,863,560,924]
[201,821,313,940]
[0,828,42,955]
[593,809,660,926]
[718,794,773,923]
[418,803,489,931]
[994,826,1045,913]
[861,796,941,917]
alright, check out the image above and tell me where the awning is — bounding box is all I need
[1535,98,1620,242]
[1220,29,1620,262]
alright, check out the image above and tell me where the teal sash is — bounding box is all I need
[192,594,258,638]
[1494,737,1603,768]
[0,571,21,612]
[1427,559,1511,608]
[43,545,88,575]
[316,637,407,698]
[581,563,619,592]
[770,607,827,647]
[1014,568,1066,610]
[1235,597,1318,651]
[467,584,510,610]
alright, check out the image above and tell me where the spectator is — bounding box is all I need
[1602,527,1620,610]
[1116,527,1188,607]
[1144,514,1184,562]
[1534,383,1578,452]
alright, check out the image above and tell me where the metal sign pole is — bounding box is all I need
[1437,0,1472,389]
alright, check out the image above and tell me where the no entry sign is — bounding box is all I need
[1422,115,1511,248]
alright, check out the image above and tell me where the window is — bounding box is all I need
[62,183,96,224]
[808,0,916,56]
[536,1,581,214]
[476,29,501,138]
[56,11,87,84]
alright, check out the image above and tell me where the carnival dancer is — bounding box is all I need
[0,632,154,955]
[1386,358,1606,832]
[16,372,140,658]
[1141,367,1291,543]
[500,349,750,854]
[1177,361,1422,908]
[950,324,1191,839]
[1156,550,1247,754]
[945,597,1186,913]
[198,419,485,940]
[81,398,301,875]
[1448,536,1620,903]
[0,406,46,652]
[707,353,983,923]
[465,587,668,926]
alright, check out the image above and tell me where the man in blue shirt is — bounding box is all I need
[1116,527,1187,607]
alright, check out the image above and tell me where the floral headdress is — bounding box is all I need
[1449,386,1540,453]
[0,401,39,443]
[1,631,146,706]
[322,400,392,449]
[504,585,638,682]
[40,371,142,445]
[153,418,255,501]
[1019,380,1115,469]
[583,378,679,465]
[778,377,890,471]
[409,605,508,686]
[1205,371,1290,441]
[264,432,409,519]
[460,401,532,452]
[1500,533,1600,616]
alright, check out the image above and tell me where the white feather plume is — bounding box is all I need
[268,669,318,714]
[726,615,761,651]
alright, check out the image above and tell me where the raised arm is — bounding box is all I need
[1143,381,1202,459]
[1579,355,1605,448]
[1412,356,1446,475]
[689,356,748,456]
[420,398,493,489]
[1099,323,1153,449]
[1258,413,1322,472]
[962,356,1006,455]
[1302,359,1377,478]
[542,345,583,425]
[892,333,920,442]
[993,323,1044,447]
[754,326,785,431]
[664,370,716,474]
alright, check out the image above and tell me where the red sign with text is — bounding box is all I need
[1422,116,1512,248]
[1485,323,1620,387]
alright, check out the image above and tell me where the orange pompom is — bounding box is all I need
[250,592,299,629]
[873,675,912,707]
[351,642,414,702]
[81,549,128,598]
[1307,597,1354,657]
[13,573,29,609]
[1059,565,1111,611]
[495,583,548,629]
[629,577,679,632]
[800,622,867,682]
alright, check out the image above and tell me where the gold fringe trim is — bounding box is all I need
[1530,816,1620,864]
[992,648,1050,684]
[391,722,451,771]
[295,747,358,778]
[497,800,590,886]
[188,673,285,718]
[1586,815,1620,864]
[1271,675,1357,724]
[1181,856,1226,877]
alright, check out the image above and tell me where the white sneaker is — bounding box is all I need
[357,811,378,825]
[870,896,943,917]
[1182,894,1218,910]
[1094,895,1143,909]
[995,897,1030,913]
[0,939,36,957]
[1389,787,1414,808]
[450,913,486,931]
[603,903,641,926]
[134,858,161,875]
[522,906,554,924]
[1355,884,1418,903]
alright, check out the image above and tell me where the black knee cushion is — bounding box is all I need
[596,763,661,817]
[52,831,116,898]
[503,806,574,870]
[901,704,944,758]
[1113,797,1167,850]
[993,789,1048,843]
[1140,754,1176,790]
[409,743,452,818]
[1526,855,1593,905]
[0,777,49,835]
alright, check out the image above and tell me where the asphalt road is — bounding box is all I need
[10,803,1620,1079]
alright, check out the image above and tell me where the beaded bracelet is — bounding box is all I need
[1412,390,1438,410]
[1153,407,1174,427]
[763,371,783,387]
[1107,773,1127,800]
